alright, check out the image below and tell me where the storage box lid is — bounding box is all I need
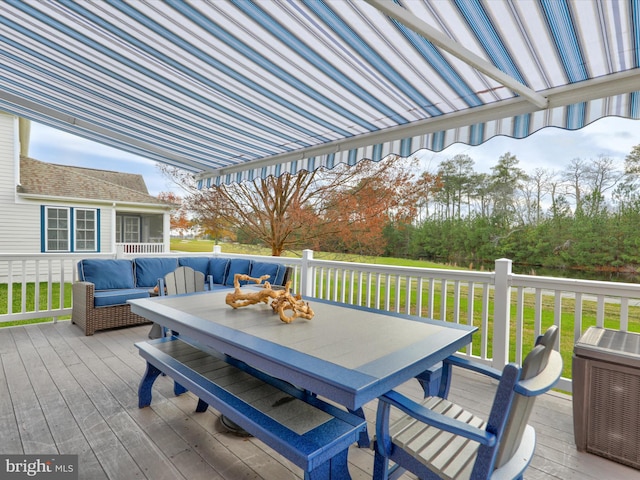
[574,327,640,367]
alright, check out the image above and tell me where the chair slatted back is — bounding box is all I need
[493,325,559,469]
[164,266,205,296]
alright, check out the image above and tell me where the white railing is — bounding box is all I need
[0,252,112,322]
[117,243,165,254]
[2,248,640,393]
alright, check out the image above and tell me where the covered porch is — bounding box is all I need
[2,320,634,480]
[1,2,640,478]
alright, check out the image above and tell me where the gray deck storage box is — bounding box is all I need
[573,327,640,469]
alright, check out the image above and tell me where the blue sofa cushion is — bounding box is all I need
[78,259,134,290]
[93,288,150,307]
[178,256,210,277]
[134,257,179,288]
[224,258,252,286]
[208,258,230,285]
[250,261,284,286]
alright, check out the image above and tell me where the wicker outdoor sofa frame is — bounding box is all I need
[71,281,151,336]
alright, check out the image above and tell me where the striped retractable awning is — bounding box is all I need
[0,0,639,187]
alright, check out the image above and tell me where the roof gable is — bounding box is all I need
[19,157,171,206]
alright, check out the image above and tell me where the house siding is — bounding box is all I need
[0,114,40,254]
[1,113,169,260]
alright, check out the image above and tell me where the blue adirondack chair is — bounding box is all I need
[373,326,562,480]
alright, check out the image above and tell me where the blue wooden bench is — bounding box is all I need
[136,337,366,480]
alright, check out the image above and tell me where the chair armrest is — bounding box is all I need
[380,390,496,446]
[444,355,503,381]
[72,281,95,305]
[73,280,94,291]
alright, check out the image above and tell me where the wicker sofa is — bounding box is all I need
[71,256,290,335]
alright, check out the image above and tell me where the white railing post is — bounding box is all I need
[116,244,125,258]
[212,244,222,255]
[301,249,314,297]
[493,258,512,370]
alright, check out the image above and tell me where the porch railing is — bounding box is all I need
[116,243,165,254]
[2,248,640,393]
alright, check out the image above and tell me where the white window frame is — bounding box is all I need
[44,206,70,252]
[74,208,97,252]
[43,206,100,253]
[122,215,141,243]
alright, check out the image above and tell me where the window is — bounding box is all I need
[42,206,99,252]
[75,209,96,251]
[123,216,140,242]
[45,207,69,252]
[116,215,141,243]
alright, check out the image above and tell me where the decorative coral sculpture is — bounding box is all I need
[225,273,314,323]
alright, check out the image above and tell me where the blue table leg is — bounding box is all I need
[138,362,162,408]
[415,362,443,398]
[195,398,209,412]
[348,407,370,448]
[305,449,351,480]
[174,382,187,396]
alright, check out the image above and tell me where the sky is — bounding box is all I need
[28,116,639,197]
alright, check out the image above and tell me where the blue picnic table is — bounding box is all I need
[129,289,476,479]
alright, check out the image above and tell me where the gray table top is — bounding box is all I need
[130,290,476,409]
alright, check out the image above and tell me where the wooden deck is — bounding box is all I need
[0,321,636,480]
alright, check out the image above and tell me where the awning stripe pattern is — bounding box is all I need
[0,0,638,186]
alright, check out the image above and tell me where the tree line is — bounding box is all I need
[161,144,640,274]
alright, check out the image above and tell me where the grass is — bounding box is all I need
[170,239,456,269]
[0,282,72,327]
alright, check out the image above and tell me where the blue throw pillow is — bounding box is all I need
[224,258,252,286]
[250,262,283,286]
[134,257,179,288]
[178,257,210,276]
[79,259,135,290]
[208,258,230,285]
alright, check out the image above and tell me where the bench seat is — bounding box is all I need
[136,337,366,479]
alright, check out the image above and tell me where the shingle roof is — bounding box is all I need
[19,156,171,206]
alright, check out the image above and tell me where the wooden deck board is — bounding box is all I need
[0,320,637,480]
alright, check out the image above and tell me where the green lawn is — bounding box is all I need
[0,282,72,327]
[171,239,453,269]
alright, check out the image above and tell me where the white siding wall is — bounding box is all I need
[0,113,41,254]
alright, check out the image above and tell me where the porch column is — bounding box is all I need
[163,212,170,252]
[111,205,117,254]
[492,258,512,370]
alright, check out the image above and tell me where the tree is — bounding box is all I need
[317,157,419,256]
[582,155,624,216]
[435,155,475,220]
[415,170,443,222]
[157,192,191,236]
[561,157,588,213]
[488,152,528,226]
[624,144,640,175]
[160,156,419,256]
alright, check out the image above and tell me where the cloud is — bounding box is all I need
[417,116,639,174]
